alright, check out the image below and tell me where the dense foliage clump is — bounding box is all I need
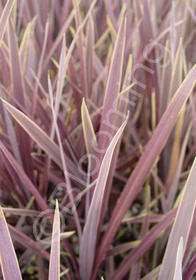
[0,0,196,279]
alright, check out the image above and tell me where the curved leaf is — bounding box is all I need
[79,113,128,280]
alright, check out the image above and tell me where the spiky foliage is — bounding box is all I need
[0,0,196,279]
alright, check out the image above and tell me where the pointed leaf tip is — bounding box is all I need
[0,206,22,280]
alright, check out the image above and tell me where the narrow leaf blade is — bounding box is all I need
[173,237,183,280]
[79,113,129,280]
[159,159,196,280]
[97,13,126,157]
[0,0,15,44]
[0,206,22,280]
[49,201,60,280]
[81,98,97,155]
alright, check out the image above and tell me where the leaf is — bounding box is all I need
[1,99,85,186]
[2,207,40,217]
[158,159,196,280]
[31,20,49,116]
[0,91,23,168]
[93,64,196,278]
[0,0,15,44]
[98,55,133,232]
[72,0,88,98]
[110,209,177,280]
[0,206,22,280]
[162,40,183,184]
[81,98,97,155]
[160,39,172,115]
[167,124,192,208]
[79,113,129,280]
[66,0,97,99]
[0,140,49,211]
[48,74,82,241]
[8,20,25,107]
[141,266,160,280]
[50,34,67,140]
[96,13,126,158]
[86,15,94,98]
[8,19,34,184]
[173,237,183,280]
[49,201,60,280]
[9,223,51,261]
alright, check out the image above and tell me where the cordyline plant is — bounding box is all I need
[0,0,196,279]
